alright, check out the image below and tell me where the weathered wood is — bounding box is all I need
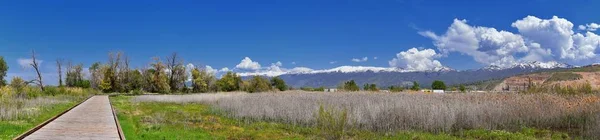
[23,96,121,140]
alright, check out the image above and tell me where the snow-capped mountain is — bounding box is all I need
[240,66,456,77]
[481,61,572,71]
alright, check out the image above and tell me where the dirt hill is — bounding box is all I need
[493,70,600,91]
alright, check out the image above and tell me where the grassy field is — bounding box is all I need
[0,96,85,139]
[113,93,580,139]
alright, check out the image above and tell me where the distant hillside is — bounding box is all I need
[278,67,559,89]
[492,65,600,91]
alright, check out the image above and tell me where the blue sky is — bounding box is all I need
[1,0,599,85]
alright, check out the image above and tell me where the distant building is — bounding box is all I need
[433,90,445,93]
[325,88,338,92]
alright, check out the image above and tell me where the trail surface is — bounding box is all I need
[24,96,121,140]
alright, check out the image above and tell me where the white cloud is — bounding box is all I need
[512,16,600,64]
[421,15,600,67]
[579,23,600,31]
[220,67,230,72]
[235,57,261,70]
[373,57,378,60]
[389,47,444,71]
[291,62,296,65]
[351,57,368,62]
[420,19,527,66]
[17,58,43,68]
[329,61,337,64]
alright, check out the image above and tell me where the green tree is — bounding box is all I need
[10,76,27,97]
[459,85,466,93]
[191,67,216,93]
[216,72,242,92]
[431,80,446,90]
[0,56,7,87]
[128,69,144,91]
[343,80,360,91]
[369,84,378,91]
[247,76,271,93]
[410,81,420,91]
[389,86,404,92]
[270,76,287,91]
[150,57,170,94]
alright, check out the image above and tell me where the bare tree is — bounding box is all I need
[56,59,64,87]
[30,50,44,91]
[166,52,185,92]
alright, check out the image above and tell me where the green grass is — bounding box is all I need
[0,101,78,139]
[111,95,571,140]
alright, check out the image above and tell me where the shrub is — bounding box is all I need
[410,81,420,91]
[316,105,350,139]
[389,86,404,92]
[270,76,288,91]
[216,72,242,92]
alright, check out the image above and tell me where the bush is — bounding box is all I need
[270,76,288,91]
[389,86,404,92]
[316,105,350,139]
[545,72,582,83]
[410,81,420,91]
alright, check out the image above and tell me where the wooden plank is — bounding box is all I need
[23,96,121,140]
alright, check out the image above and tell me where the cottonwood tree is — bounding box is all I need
[216,72,242,92]
[191,66,216,93]
[246,76,271,93]
[431,80,446,90]
[0,56,7,87]
[30,50,44,91]
[56,59,64,87]
[89,62,102,89]
[165,52,186,92]
[150,57,170,93]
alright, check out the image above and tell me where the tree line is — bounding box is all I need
[0,51,290,94]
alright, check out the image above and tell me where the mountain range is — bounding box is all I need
[268,61,574,89]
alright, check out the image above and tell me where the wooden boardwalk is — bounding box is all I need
[23,96,121,140]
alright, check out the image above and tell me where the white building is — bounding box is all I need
[433,90,445,93]
[325,88,338,92]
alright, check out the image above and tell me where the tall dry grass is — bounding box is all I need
[133,91,600,138]
[0,86,93,121]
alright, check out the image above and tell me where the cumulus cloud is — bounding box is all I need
[389,48,443,71]
[235,57,261,70]
[579,23,600,31]
[237,61,314,77]
[419,19,527,66]
[220,67,230,72]
[351,57,368,62]
[373,57,378,60]
[421,15,600,67]
[512,16,600,64]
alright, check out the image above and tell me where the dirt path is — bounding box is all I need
[23,96,121,140]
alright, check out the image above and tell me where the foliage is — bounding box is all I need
[524,82,595,95]
[459,85,466,92]
[216,72,242,92]
[388,86,404,92]
[270,76,287,91]
[316,105,349,139]
[431,80,446,90]
[363,83,378,91]
[343,80,360,91]
[246,76,271,93]
[150,57,171,94]
[127,70,144,91]
[0,56,7,87]
[191,67,216,93]
[300,86,325,91]
[9,77,27,97]
[410,81,420,91]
